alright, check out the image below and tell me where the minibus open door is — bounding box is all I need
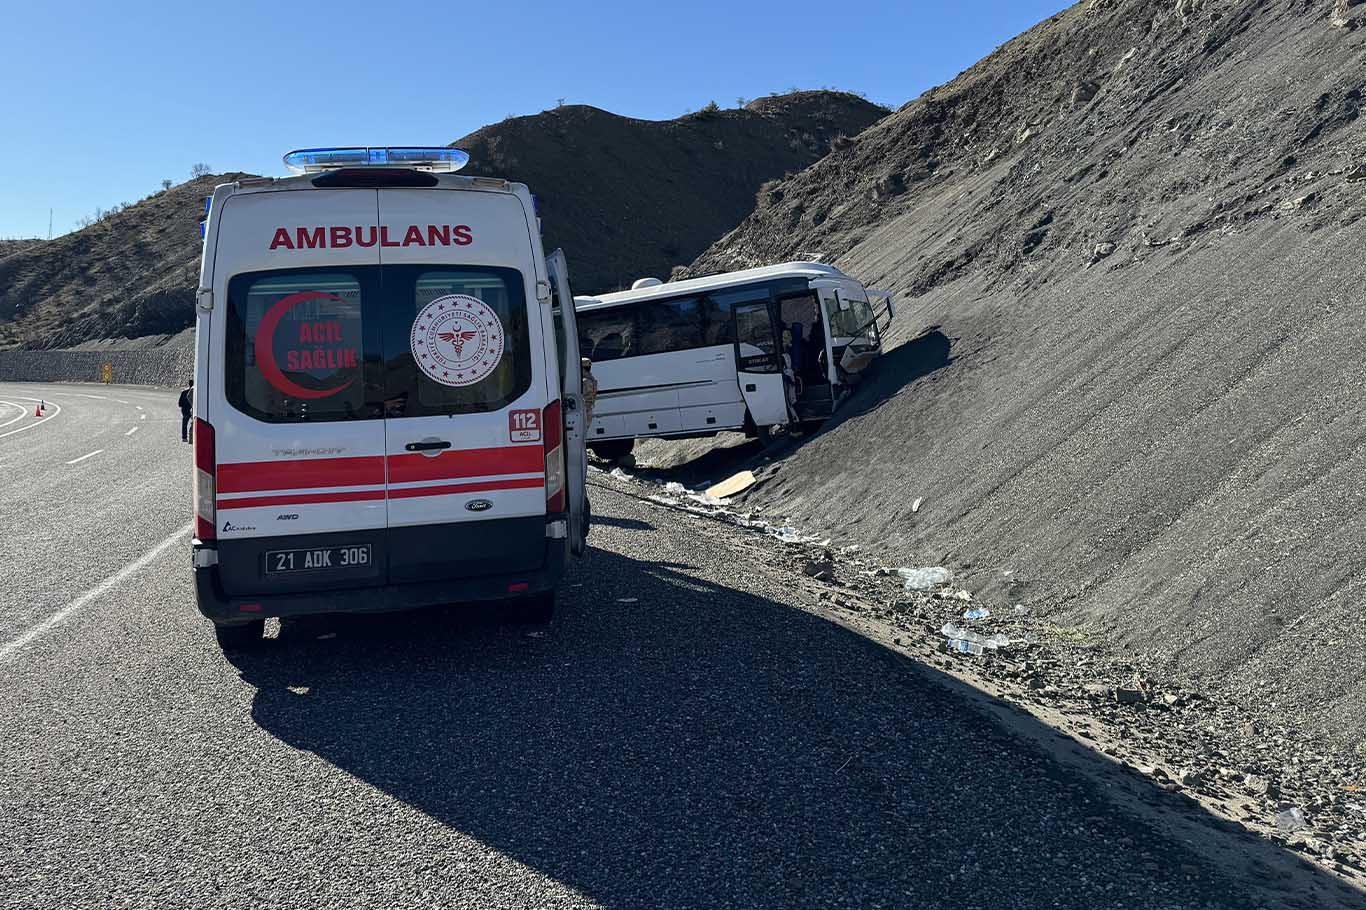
[547,249,587,556]
[731,299,791,429]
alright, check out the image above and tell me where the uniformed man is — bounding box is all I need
[580,357,598,426]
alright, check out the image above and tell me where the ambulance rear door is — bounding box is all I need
[209,187,389,598]
[376,187,551,584]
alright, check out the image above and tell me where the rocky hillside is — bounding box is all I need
[0,175,240,351]
[0,92,885,350]
[688,0,1366,744]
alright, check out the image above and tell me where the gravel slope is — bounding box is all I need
[2,383,1343,909]
[680,0,1366,747]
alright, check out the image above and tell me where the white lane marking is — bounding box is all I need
[0,398,62,440]
[0,402,27,429]
[0,523,193,663]
[135,406,144,411]
[114,399,129,404]
[125,426,140,437]
[140,414,147,420]
[65,449,104,465]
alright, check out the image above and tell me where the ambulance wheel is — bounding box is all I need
[213,619,264,652]
[508,592,555,625]
[589,439,634,461]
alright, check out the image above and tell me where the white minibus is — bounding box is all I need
[574,262,893,458]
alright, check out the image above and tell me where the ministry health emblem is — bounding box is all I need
[411,294,505,388]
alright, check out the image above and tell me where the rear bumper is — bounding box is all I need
[193,537,567,625]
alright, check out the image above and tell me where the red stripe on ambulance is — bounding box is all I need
[218,456,385,494]
[217,446,543,494]
[217,477,543,510]
[386,446,542,484]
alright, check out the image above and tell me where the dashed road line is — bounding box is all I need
[65,449,104,465]
[125,426,140,437]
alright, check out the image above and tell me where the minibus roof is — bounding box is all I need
[578,261,850,311]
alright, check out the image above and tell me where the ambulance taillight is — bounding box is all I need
[543,400,564,513]
[193,418,216,540]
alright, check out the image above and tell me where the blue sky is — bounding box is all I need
[0,0,1070,239]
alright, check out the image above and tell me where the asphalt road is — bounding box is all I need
[0,382,1309,909]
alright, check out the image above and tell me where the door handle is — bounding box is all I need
[405,440,451,452]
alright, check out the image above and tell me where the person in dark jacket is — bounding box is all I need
[178,381,194,443]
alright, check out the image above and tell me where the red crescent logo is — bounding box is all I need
[254,291,355,400]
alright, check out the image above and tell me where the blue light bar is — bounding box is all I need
[204,196,212,214]
[282,146,470,175]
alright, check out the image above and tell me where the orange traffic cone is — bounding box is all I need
[34,403,42,417]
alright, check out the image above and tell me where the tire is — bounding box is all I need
[589,439,634,461]
[213,619,264,652]
[507,591,555,625]
[755,423,787,449]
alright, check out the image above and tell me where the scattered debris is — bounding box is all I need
[898,566,952,591]
[941,623,1011,653]
[803,558,836,581]
[911,497,923,513]
[317,632,337,640]
[616,597,638,604]
[1012,604,1030,616]
[706,470,757,500]
[963,606,991,620]
[1275,807,1308,833]
[1089,241,1117,265]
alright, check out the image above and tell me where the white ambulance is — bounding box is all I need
[191,147,588,651]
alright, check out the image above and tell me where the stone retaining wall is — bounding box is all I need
[0,349,193,387]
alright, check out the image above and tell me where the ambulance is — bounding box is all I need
[190,147,588,651]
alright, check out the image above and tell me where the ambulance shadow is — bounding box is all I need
[228,546,1352,910]
[586,514,655,531]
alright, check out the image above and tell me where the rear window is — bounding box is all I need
[224,265,531,423]
[381,266,531,418]
[225,269,379,423]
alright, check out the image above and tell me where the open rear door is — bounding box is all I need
[732,299,791,428]
[547,249,587,556]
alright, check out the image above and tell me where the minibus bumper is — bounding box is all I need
[192,538,567,625]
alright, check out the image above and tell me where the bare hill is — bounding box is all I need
[687,0,1366,743]
[457,93,887,293]
[0,92,885,350]
[0,175,240,351]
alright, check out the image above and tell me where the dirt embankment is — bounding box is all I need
[683,0,1366,746]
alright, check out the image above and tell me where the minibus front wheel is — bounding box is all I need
[589,439,634,462]
[212,619,264,653]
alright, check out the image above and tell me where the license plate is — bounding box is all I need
[265,544,372,574]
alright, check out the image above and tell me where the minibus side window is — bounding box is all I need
[577,308,636,363]
[225,270,379,423]
[635,298,704,355]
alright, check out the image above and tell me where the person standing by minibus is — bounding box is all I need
[177,381,194,443]
[580,357,598,426]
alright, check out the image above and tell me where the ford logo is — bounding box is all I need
[465,499,493,512]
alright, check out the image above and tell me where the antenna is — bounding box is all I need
[48,209,53,240]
